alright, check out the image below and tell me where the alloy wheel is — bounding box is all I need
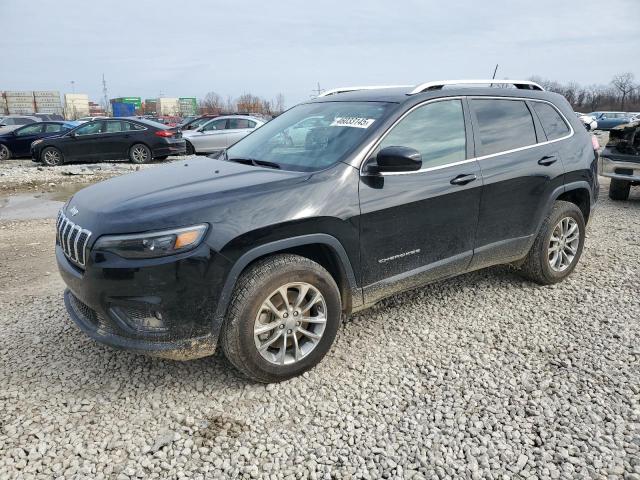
[132,146,148,162]
[43,149,61,166]
[253,282,327,366]
[0,145,9,160]
[548,217,580,272]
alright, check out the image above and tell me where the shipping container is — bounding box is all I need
[6,96,34,104]
[4,90,34,98]
[112,102,135,117]
[33,90,60,98]
[111,97,142,109]
[8,107,36,114]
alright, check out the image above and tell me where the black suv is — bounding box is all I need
[57,80,598,382]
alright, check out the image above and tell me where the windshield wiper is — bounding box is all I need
[226,155,281,170]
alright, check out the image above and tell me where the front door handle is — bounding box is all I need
[450,174,477,186]
[538,155,557,166]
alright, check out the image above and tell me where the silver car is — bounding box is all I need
[182,115,265,154]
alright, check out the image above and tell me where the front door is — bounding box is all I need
[62,120,106,160]
[358,98,482,304]
[12,123,46,156]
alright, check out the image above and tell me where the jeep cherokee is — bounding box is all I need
[56,80,599,382]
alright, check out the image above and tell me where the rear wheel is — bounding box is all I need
[609,179,630,201]
[0,144,11,160]
[129,144,151,164]
[41,147,64,166]
[519,200,585,285]
[221,254,342,383]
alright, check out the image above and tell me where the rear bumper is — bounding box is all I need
[599,156,640,182]
[154,139,186,157]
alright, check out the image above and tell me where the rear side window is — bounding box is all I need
[229,118,251,129]
[378,99,466,169]
[471,99,537,156]
[105,121,123,133]
[532,102,570,141]
[45,124,64,133]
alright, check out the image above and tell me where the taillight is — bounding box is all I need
[155,130,173,138]
[591,134,600,151]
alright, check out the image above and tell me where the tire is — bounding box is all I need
[155,155,168,161]
[221,254,342,383]
[609,179,630,201]
[129,143,151,164]
[41,147,64,166]
[0,144,11,160]
[519,200,585,285]
[185,141,195,155]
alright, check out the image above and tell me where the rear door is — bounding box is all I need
[468,97,567,269]
[225,118,257,147]
[358,98,482,304]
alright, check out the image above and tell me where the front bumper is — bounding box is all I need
[599,156,640,182]
[57,243,230,360]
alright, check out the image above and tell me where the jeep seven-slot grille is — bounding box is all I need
[56,210,92,267]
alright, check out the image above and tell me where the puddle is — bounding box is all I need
[0,182,94,220]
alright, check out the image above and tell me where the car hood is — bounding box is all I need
[606,120,640,156]
[66,157,310,235]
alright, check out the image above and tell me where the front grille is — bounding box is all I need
[56,210,92,267]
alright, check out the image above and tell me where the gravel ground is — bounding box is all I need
[0,156,192,193]
[0,176,639,479]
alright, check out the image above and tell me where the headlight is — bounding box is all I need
[32,139,43,146]
[93,224,208,259]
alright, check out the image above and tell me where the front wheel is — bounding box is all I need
[519,200,585,285]
[185,141,195,155]
[41,147,64,166]
[129,143,151,164]
[221,254,342,383]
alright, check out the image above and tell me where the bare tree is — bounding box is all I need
[611,73,636,110]
[273,93,285,114]
[200,91,224,114]
[236,93,264,114]
[225,95,235,114]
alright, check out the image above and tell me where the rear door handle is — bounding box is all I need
[450,174,477,186]
[538,155,557,166]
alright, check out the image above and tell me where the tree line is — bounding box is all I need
[529,72,639,112]
[199,92,286,116]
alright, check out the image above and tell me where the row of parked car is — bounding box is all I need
[576,110,640,131]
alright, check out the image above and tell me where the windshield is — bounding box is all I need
[226,101,393,171]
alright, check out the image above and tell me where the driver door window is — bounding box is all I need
[74,121,104,136]
[377,99,466,169]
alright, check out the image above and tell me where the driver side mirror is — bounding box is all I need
[365,146,422,174]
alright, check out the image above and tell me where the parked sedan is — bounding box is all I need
[589,111,632,130]
[31,118,186,166]
[182,115,264,154]
[0,121,79,160]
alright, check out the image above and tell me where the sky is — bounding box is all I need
[2,0,639,108]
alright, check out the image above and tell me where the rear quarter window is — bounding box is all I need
[471,99,537,156]
[532,102,570,141]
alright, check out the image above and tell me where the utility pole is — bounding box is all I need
[102,74,109,114]
[70,80,75,93]
[311,82,324,97]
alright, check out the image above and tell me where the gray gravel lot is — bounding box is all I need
[0,176,639,479]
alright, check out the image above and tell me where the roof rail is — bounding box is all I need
[409,79,544,94]
[318,85,412,97]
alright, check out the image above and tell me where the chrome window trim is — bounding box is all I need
[357,96,574,177]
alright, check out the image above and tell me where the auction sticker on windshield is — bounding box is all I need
[330,117,376,128]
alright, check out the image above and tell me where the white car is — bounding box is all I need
[575,112,597,131]
[182,115,264,154]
